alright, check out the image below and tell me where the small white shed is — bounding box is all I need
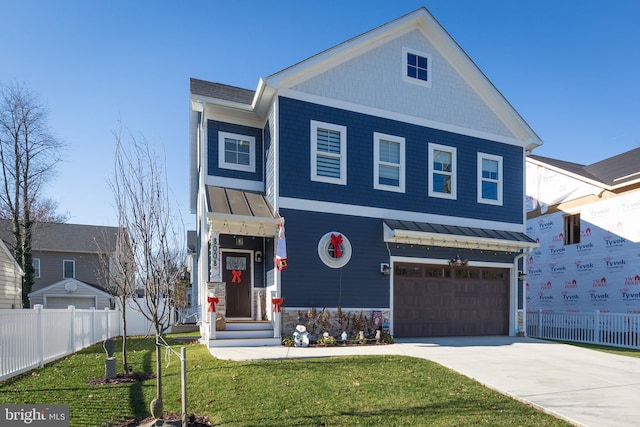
[28,278,113,309]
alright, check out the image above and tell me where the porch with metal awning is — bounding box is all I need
[383,219,538,252]
[206,185,281,236]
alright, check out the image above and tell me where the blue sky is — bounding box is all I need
[1,1,639,227]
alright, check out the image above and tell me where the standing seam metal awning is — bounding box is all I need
[383,219,539,252]
[206,186,281,237]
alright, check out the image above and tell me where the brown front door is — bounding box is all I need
[223,252,251,317]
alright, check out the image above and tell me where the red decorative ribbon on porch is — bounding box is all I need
[231,269,242,283]
[272,297,284,313]
[330,233,343,258]
[207,296,219,313]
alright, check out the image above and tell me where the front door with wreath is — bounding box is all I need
[223,252,252,317]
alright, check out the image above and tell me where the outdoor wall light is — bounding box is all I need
[235,236,244,246]
[380,263,391,275]
[448,255,468,267]
[518,271,527,281]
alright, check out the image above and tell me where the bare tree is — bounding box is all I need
[96,224,135,375]
[110,126,185,419]
[0,81,65,307]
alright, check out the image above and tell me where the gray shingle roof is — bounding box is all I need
[529,146,640,188]
[0,220,119,253]
[190,78,254,105]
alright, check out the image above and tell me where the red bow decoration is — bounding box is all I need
[272,297,284,313]
[330,233,343,258]
[231,269,242,283]
[207,296,219,313]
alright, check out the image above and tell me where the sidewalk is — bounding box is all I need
[209,336,640,427]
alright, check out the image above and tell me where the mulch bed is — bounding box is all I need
[115,413,211,426]
[87,371,156,385]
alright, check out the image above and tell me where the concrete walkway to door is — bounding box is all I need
[209,336,640,427]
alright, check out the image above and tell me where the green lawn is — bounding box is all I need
[0,335,571,427]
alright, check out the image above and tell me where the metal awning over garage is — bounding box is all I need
[206,186,281,237]
[383,219,538,252]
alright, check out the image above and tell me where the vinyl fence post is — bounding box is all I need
[90,307,96,345]
[68,305,76,353]
[34,305,44,368]
[594,310,600,345]
[537,309,542,338]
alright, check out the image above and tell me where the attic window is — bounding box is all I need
[403,47,432,87]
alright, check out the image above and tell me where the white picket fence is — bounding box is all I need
[0,306,121,381]
[526,310,640,349]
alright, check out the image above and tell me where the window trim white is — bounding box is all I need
[317,231,352,268]
[477,152,503,205]
[33,258,40,279]
[402,47,432,88]
[373,132,405,193]
[63,259,75,279]
[218,131,256,173]
[310,120,347,185]
[428,143,457,199]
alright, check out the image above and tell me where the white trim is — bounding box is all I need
[218,131,256,173]
[277,89,526,148]
[402,47,432,88]
[373,132,405,193]
[204,175,263,192]
[278,196,527,232]
[310,120,347,185]
[428,142,457,199]
[477,152,503,205]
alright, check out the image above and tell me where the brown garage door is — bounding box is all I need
[394,263,509,337]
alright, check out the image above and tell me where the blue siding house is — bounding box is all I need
[190,7,540,346]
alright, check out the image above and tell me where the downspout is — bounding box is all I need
[513,247,532,336]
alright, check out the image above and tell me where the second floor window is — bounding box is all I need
[374,132,405,192]
[63,260,75,279]
[311,120,347,185]
[428,143,456,199]
[218,131,255,172]
[33,258,40,279]
[478,153,503,205]
[564,213,581,245]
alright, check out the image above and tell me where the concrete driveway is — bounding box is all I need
[209,336,640,427]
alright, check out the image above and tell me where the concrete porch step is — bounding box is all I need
[210,320,280,347]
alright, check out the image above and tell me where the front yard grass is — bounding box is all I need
[0,335,570,427]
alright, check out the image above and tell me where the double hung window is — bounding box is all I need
[373,133,405,192]
[428,143,456,199]
[311,121,347,185]
[477,153,503,205]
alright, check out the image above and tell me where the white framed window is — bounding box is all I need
[218,131,255,173]
[403,47,432,87]
[373,132,405,192]
[428,143,456,199]
[477,153,503,205]
[317,231,352,268]
[63,260,75,279]
[311,120,347,185]
[33,258,40,279]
